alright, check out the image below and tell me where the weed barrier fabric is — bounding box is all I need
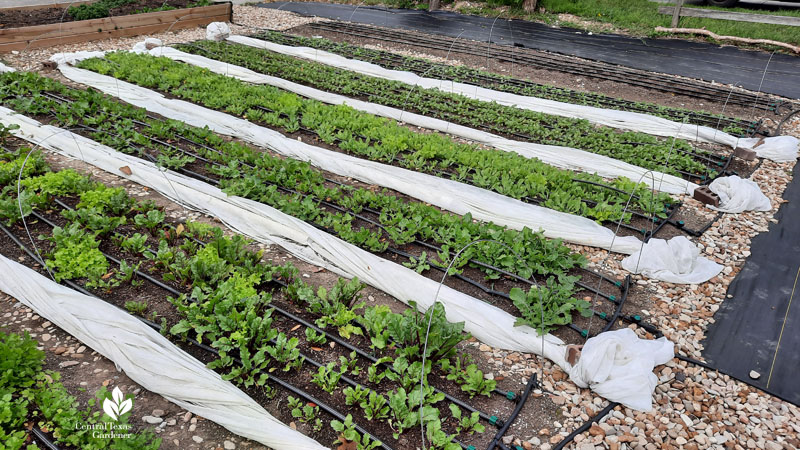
[156,41,694,196]
[261,2,800,100]
[51,54,645,255]
[0,255,327,450]
[227,31,800,162]
[1,105,674,411]
[702,162,800,406]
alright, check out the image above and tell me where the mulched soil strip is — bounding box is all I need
[0,180,537,449]
[251,30,759,134]
[5,87,635,344]
[0,0,199,29]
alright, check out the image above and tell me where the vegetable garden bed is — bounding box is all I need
[0,131,563,449]
[173,39,725,186]
[0,1,231,52]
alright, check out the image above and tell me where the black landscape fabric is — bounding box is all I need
[703,161,800,406]
[262,2,800,99]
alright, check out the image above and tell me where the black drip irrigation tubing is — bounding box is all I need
[0,219,397,450]
[485,372,538,450]
[255,30,758,132]
[31,427,60,450]
[551,402,619,450]
[305,22,780,112]
[21,202,522,440]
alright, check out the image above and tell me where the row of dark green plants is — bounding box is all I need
[251,30,752,136]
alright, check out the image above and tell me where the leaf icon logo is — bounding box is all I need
[103,387,132,421]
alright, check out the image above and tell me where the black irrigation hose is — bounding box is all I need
[304,22,780,112]
[257,30,761,132]
[551,402,619,450]
[0,221,395,450]
[776,109,800,135]
[485,372,538,450]
[600,275,631,334]
[31,426,60,450]
[42,199,512,428]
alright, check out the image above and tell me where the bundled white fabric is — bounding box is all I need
[566,328,674,411]
[0,62,15,73]
[621,236,722,284]
[737,136,799,162]
[207,22,231,41]
[227,34,800,162]
[50,51,106,66]
[132,38,163,54]
[0,255,326,450]
[53,57,644,255]
[2,105,671,411]
[708,175,771,213]
[150,44,694,195]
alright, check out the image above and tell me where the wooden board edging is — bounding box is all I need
[0,2,232,53]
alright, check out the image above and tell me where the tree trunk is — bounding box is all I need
[522,0,537,13]
[429,0,440,11]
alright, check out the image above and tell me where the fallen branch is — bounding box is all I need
[655,26,800,53]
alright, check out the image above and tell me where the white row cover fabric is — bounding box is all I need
[737,136,799,163]
[2,105,669,410]
[151,44,695,195]
[227,34,800,162]
[207,21,231,41]
[621,236,723,284]
[53,55,644,255]
[0,255,326,450]
[132,38,163,54]
[708,175,771,213]
[0,62,15,73]
[566,328,674,412]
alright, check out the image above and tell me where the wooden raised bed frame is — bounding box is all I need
[0,1,232,53]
